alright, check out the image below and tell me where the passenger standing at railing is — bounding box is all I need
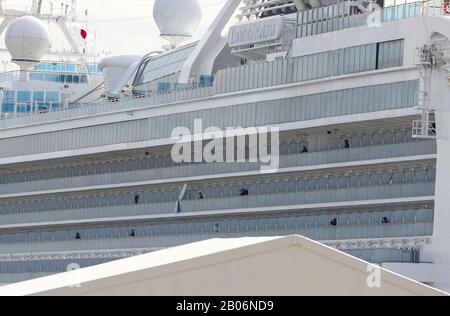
[239,188,249,196]
[430,122,436,136]
[344,139,350,149]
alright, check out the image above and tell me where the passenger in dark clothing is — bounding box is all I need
[344,140,350,148]
[75,232,81,240]
[214,223,220,233]
[198,192,204,199]
[134,195,140,204]
[330,218,338,226]
[430,123,436,136]
[381,217,390,224]
[129,229,136,237]
[301,146,309,153]
[239,188,249,196]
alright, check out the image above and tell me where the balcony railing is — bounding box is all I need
[297,1,446,38]
[0,221,434,255]
[0,182,435,226]
[0,139,436,196]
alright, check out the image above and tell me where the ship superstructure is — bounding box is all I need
[0,0,104,119]
[1,0,450,293]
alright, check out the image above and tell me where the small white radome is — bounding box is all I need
[5,16,50,66]
[153,0,203,38]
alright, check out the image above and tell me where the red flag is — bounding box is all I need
[71,24,92,43]
[80,28,88,40]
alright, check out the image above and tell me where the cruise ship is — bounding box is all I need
[1,0,450,293]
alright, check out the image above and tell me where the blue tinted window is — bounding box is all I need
[30,73,44,81]
[46,92,59,102]
[157,82,171,91]
[1,103,14,113]
[175,83,188,90]
[3,90,15,101]
[88,65,101,73]
[73,75,80,83]
[80,75,88,83]
[35,63,79,72]
[45,73,59,82]
[16,103,31,113]
[66,75,73,83]
[38,103,50,111]
[33,91,45,102]
[17,91,31,102]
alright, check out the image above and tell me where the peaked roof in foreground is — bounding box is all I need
[0,236,447,296]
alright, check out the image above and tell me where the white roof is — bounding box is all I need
[0,236,446,296]
[98,54,144,69]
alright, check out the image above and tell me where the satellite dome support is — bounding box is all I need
[177,0,314,84]
[178,0,243,84]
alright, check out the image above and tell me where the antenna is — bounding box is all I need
[37,0,43,14]
[68,0,78,21]
[31,0,38,14]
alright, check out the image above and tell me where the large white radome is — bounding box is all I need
[153,0,203,39]
[5,16,50,66]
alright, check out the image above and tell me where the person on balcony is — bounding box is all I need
[239,188,249,196]
[344,139,350,149]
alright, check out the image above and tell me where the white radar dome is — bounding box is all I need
[5,16,50,69]
[153,0,203,46]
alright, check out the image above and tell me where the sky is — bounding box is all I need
[0,0,224,61]
[76,0,224,54]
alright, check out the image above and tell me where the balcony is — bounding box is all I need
[0,180,436,226]
[0,139,436,196]
[0,221,434,255]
